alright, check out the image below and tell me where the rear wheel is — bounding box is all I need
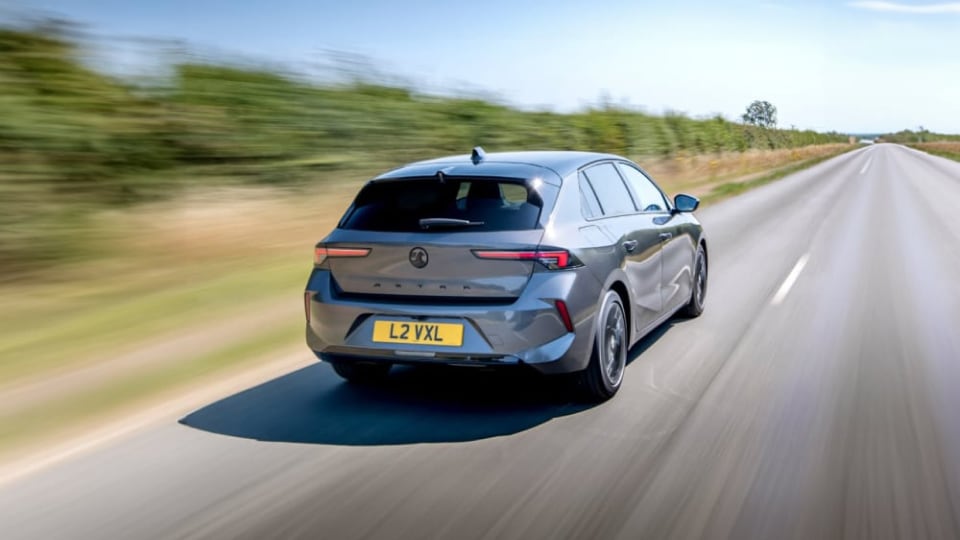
[681,244,707,318]
[578,290,627,402]
[328,358,392,383]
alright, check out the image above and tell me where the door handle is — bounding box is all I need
[622,240,639,252]
[658,232,673,242]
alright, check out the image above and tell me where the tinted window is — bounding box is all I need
[501,183,528,204]
[578,174,603,219]
[582,163,636,216]
[341,177,543,232]
[617,163,669,213]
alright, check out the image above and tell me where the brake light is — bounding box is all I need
[314,246,370,265]
[555,300,574,332]
[471,249,580,270]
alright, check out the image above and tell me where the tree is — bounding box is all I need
[742,100,777,128]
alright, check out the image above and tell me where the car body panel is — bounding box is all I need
[659,214,701,314]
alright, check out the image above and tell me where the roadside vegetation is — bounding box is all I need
[906,142,960,162]
[1,23,849,276]
[881,130,960,162]
[882,128,960,145]
[0,21,856,458]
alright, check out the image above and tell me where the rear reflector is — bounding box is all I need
[314,246,370,265]
[555,300,574,332]
[471,249,580,270]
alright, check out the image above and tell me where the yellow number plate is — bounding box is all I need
[372,321,463,347]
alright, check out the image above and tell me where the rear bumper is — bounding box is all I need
[304,269,600,374]
[312,331,575,371]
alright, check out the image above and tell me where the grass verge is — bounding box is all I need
[0,320,302,452]
[907,142,960,162]
[701,147,856,204]
[0,256,306,383]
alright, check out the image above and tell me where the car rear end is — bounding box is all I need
[304,161,601,375]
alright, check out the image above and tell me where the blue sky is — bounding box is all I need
[7,0,960,133]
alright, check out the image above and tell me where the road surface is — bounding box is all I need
[3,144,960,539]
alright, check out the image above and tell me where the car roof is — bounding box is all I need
[374,150,627,184]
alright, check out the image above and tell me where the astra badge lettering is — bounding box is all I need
[409,247,429,269]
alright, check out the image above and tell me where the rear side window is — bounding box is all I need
[617,163,669,213]
[578,175,603,219]
[581,163,637,217]
[341,177,544,232]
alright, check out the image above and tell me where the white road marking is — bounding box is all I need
[772,254,810,306]
[860,155,873,175]
[0,349,313,489]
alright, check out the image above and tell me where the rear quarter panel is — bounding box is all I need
[541,171,633,341]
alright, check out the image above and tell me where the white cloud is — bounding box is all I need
[849,1,960,13]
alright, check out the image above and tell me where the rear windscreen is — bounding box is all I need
[340,177,544,232]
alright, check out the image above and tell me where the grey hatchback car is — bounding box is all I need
[304,148,707,400]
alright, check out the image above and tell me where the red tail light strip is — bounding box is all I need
[472,249,574,269]
[314,247,371,265]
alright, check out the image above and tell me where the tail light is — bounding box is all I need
[555,300,574,332]
[471,248,581,270]
[314,246,370,265]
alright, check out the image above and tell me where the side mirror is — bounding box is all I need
[673,193,700,213]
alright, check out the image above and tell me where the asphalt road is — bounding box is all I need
[3,144,960,539]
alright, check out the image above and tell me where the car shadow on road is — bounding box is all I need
[180,320,678,446]
[627,320,674,366]
[180,362,592,446]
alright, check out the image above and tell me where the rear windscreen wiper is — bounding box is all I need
[418,217,485,230]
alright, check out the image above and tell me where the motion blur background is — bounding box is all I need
[1,0,958,458]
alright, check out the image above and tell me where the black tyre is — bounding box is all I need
[329,359,392,383]
[578,290,628,402]
[681,244,707,318]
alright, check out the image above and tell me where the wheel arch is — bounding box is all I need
[607,280,632,344]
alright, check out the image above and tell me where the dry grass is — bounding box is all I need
[640,143,852,197]
[910,142,960,161]
[106,187,353,264]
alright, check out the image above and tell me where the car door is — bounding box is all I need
[580,162,664,334]
[616,162,692,314]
